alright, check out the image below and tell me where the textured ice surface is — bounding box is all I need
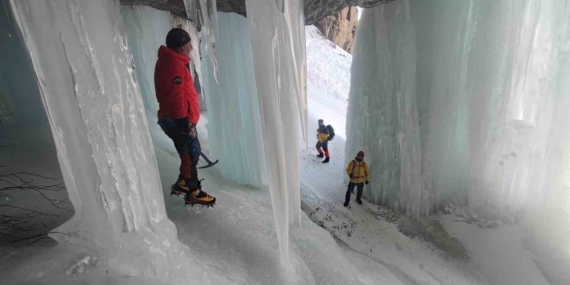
[245,0,306,264]
[183,0,219,83]
[10,0,209,282]
[350,1,570,282]
[345,0,424,215]
[348,0,570,217]
[200,12,266,186]
[121,6,172,142]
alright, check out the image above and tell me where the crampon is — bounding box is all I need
[185,187,216,208]
[170,182,191,197]
[185,195,216,208]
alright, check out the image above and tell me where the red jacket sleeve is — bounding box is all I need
[167,63,188,120]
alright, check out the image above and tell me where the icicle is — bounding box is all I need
[199,12,266,186]
[183,0,219,84]
[245,0,306,264]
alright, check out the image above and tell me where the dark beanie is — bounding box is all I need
[166,28,191,48]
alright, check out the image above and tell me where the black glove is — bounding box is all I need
[349,173,353,179]
[365,181,369,185]
[173,117,189,132]
[173,118,192,140]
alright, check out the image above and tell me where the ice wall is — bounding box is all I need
[120,6,173,144]
[200,12,266,186]
[0,0,45,128]
[350,0,570,223]
[184,0,219,83]
[245,0,307,264]
[10,0,208,282]
[171,15,204,108]
[346,1,425,215]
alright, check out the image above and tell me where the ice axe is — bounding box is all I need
[158,117,219,169]
[186,133,218,169]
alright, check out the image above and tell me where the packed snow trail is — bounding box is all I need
[300,99,489,285]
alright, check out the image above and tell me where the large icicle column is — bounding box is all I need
[245,0,307,264]
[200,12,266,186]
[10,0,210,282]
[345,0,424,215]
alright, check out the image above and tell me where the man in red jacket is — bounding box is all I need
[155,28,215,206]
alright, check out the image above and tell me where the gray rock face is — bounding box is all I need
[315,6,358,53]
[121,0,187,18]
[120,0,395,26]
[305,0,395,25]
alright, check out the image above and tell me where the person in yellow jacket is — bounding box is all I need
[344,151,370,206]
[316,119,330,163]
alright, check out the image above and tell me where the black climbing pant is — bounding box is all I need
[345,182,364,205]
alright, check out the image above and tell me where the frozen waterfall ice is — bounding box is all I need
[183,0,220,84]
[200,12,266,186]
[10,0,210,282]
[120,5,173,143]
[245,0,307,264]
[346,0,424,215]
[348,0,570,253]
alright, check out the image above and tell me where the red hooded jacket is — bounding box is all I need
[154,46,200,124]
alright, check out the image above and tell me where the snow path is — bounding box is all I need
[300,98,489,285]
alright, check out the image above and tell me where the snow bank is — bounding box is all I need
[305,26,352,125]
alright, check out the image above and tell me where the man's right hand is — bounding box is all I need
[173,117,190,137]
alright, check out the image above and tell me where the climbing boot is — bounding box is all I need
[322,157,330,163]
[316,153,324,158]
[184,180,214,206]
[185,189,216,207]
[171,180,191,196]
